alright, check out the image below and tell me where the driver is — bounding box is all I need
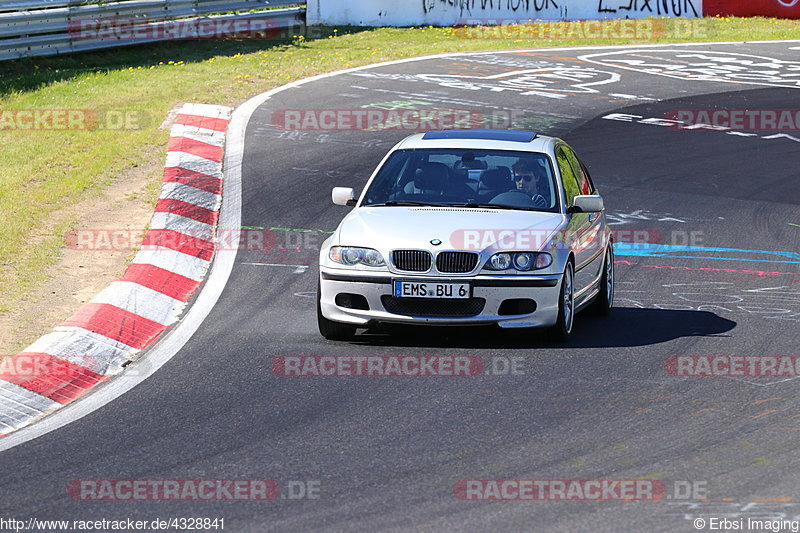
[512,160,550,208]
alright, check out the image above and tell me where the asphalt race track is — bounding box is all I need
[2,42,800,532]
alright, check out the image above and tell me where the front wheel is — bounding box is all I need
[550,261,575,342]
[589,245,614,316]
[317,283,356,341]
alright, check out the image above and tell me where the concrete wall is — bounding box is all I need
[307,0,703,26]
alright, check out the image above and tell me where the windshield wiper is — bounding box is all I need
[456,202,535,211]
[367,201,447,207]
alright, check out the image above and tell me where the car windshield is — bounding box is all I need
[361,148,559,212]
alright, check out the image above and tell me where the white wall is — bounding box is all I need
[307,0,702,26]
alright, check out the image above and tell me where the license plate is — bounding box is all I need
[393,280,471,299]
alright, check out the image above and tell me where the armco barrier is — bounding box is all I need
[0,2,305,61]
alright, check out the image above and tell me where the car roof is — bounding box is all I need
[394,129,558,153]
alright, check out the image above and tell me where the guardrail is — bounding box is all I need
[0,1,306,61]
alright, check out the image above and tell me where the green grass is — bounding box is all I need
[1,16,798,314]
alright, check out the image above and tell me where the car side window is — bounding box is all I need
[556,146,581,207]
[562,145,593,195]
[579,161,596,193]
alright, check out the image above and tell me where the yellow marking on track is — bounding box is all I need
[633,472,662,480]
[750,410,779,419]
[752,397,781,405]
[651,394,680,402]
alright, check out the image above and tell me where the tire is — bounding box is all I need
[317,282,356,341]
[589,245,614,316]
[550,261,575,342]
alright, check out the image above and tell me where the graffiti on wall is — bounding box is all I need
[307,0,702,26]
[421,0,700,17]
[421,0,561,15]
[310,0,797,27]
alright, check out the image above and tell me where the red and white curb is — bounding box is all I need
[0,103,232,437]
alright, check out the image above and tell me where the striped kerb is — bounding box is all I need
[174,113,230,132]
[0,353,107,404]
[163,167,223,195]
[0,103,232,437]
[119,264,201,302]
[167,136,223,163]
[154,198,218,225]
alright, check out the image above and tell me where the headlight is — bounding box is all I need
[513,252,533,270]
[329,246,386,267]
[489,253,512,270]
[485,252,552,272]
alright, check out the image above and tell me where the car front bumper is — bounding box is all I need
[319,268,563,328]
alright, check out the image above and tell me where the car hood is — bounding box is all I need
[336,206,566,252]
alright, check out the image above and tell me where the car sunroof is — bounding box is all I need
[422,129,538,143]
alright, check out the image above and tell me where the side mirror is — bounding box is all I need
[570,195,604,213]
[332,187,356,206]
